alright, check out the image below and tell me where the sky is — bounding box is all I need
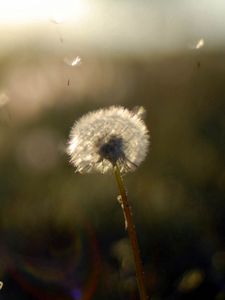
[0,0,225,55]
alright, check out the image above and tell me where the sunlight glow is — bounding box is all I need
[0,0,90,25]
[0,0,225,55]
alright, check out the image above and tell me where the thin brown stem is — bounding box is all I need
[113,165,149,300]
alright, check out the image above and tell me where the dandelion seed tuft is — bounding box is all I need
[67,106,150,174]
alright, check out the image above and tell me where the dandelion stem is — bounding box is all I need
[113,164,149,300]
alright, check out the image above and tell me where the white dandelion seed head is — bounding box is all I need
[67,106,150,174]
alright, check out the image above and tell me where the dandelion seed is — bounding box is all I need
[195,38,204,49]
[64,56,82,67]
[189,38,205,50]
[67,106,149,174]
[132,106,146,119]
[71,56,82,66]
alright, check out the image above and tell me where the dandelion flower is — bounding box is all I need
[67,106,149,174]
[67,105,150,300]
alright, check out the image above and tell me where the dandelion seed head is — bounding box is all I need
[67,106,149,174]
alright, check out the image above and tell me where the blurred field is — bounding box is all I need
[0,33,225,299]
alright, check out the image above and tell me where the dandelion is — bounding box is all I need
[67,106,149,174]
[67,106,150,300]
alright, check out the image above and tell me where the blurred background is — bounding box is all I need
[0,0,225,299]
